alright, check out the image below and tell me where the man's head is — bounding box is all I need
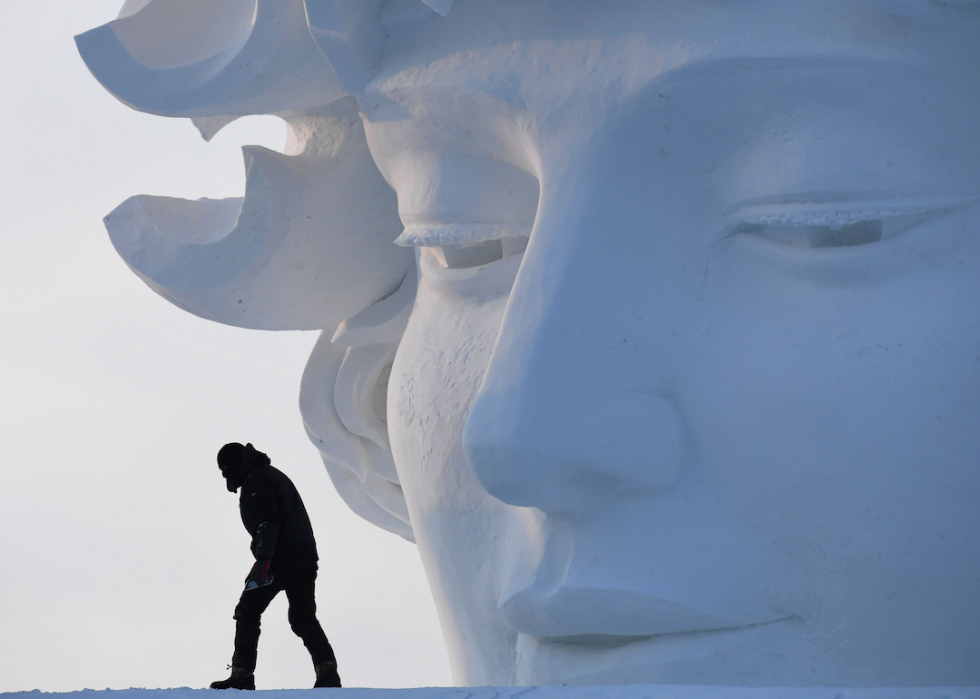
[217,442,269,493]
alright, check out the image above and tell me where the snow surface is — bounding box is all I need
[2,688,979,699]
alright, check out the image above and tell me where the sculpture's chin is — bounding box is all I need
[515,618,809,686]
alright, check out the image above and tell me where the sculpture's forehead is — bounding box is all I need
[372,0,976,111]
[362,0,980,205]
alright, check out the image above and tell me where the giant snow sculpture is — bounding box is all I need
[78,0,980,688]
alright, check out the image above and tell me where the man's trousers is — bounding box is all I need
[231,558,337,673]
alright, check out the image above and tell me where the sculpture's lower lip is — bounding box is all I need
[497,582,795,639]
[516,618,800,683]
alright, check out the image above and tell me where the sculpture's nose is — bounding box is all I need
[464,383,686,516]
[462,216,687,517]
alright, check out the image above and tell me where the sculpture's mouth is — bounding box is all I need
[516,618,802,683]
[535,617,798,649]
[497,580,800,641]
[539,633,655,648]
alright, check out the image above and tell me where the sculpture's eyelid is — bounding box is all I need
[725,195,978,249]
[395,223,533,248]
[730,196,977,228]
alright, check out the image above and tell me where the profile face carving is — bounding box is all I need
[79,0,980,687]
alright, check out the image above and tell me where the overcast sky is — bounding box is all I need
[0,2,451,692]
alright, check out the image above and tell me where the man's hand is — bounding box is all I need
[244,560,273,591]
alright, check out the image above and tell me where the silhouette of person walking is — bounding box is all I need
[210,442,341,690]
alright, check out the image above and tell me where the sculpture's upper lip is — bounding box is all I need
[498,583,797,640]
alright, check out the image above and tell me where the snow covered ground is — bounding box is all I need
[2,687,978,699]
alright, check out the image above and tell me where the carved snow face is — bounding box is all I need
[79,0,980,688]
[365,0,980,686]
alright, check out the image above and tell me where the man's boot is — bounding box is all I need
[210,666,255,690]
[314,661,342,688]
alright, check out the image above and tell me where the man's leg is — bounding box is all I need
[231,581,281,674]
[283,561,340,687]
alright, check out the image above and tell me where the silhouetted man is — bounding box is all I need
[210,442,341,690]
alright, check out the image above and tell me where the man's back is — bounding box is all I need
[239,463,317,561]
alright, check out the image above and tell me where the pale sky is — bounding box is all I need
[0,2,451,692]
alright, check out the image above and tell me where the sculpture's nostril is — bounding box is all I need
[464,390,687,514]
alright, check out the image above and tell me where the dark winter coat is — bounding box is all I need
[239,463,318,568]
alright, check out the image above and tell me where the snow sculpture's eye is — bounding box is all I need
[427,236,529,269]
[737,217,899,249]
[393,156,540,270]
[731,197,977,249]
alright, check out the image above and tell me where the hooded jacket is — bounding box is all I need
[236,449,317,564]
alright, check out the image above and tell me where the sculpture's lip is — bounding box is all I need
[517,618,801,682]
[533,617,798,648]
[498,582,798,640]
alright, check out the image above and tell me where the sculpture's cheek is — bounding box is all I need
[386,264,523,685]
[680,208,980,682]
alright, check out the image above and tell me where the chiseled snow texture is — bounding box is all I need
[2,688,979,699]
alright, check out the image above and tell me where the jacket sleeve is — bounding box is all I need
[242,477,281,561]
